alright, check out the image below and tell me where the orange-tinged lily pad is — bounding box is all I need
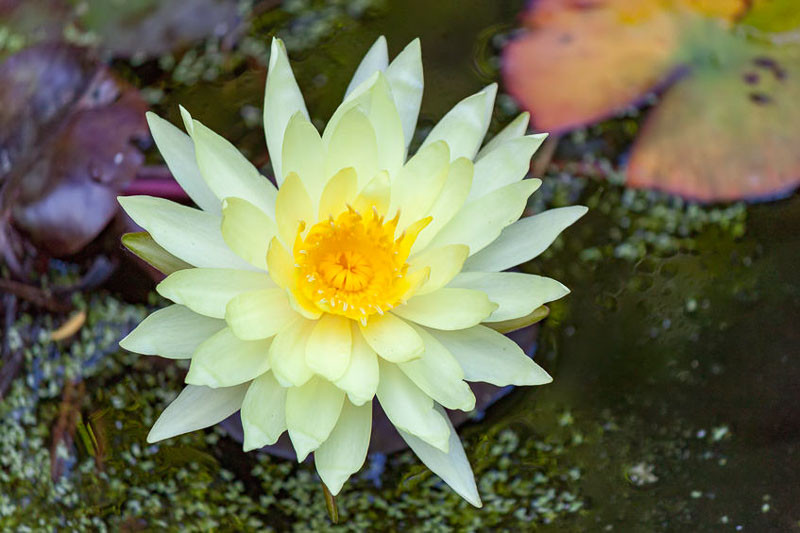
[503,0,800,201]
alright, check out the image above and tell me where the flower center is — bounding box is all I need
[293,207,429,322]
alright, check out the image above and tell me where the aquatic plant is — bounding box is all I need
[117,36,586,506]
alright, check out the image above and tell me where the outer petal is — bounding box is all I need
[156,268,276,319]
[305,314,352,381]
[399,405,482,507]
[147,384,248,443]
[314,400,372,495]
[476,112,530,161]
[359,313,424,363]
[286,377,346,461]
[411,157,473,254]
[190,118,278,217]
[185,328,272,388]
[468,134,547,202]
[221,197,277,270]
[385,38,423,148]
[225,288,296,340]
[390,140,450,230]
[264,37,309,183]
[408,244,470,296]
[281,112,326,204]
[146,112,220,214]
[424,179,541,257]
[420,84,497,161]
[448,272,570,322]
[275,172,313,246]
[399,326,475,411]
[463,206,588,272]
[376,359,450,452]
[122,232,192,276]
[334,325,379,406]
[269,318,315,387]
[241,371,287,451]
[324,107,379,190]
[118,196,255,271]
[119,305,225,358]
[346,36,388,97]
[430,325,552,386]
[393,288,497,331]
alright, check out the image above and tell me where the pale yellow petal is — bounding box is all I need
[225,288,295,340]
[352,171,390,216]
[241,371,287,451]
[334,325,379,405]
[156,268,276,319]
[185,328,271,388]
[468,134,546,202]
[346,36,388,97]
[318,167,357,220]
[476,112,530,161]
[393,288,497,331]
[305,314,352,381]
[324,107,378,190]
[314,400,372,495]
[376,359,450,452]
[119,305,225,359]
[281,111,326,204]
[286,377,345,461]
[408,244,470,296]
[385,38,423,148]
[399,325,475,411]
[275,172,313,246]
[269,317,315,387]
[390,140,449,230]
[367,73,405,177]
[359,313,423,363]
[221,197,276,270]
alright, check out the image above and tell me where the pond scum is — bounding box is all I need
[0,172,744,531]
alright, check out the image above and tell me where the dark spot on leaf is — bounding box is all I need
[743,72,759,85]
[749,92,772,105]
[753,56,777,69]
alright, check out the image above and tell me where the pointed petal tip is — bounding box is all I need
[289,430,321,462]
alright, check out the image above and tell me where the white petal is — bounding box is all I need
[468,134,546,202]
[286,377,345,461]
[424,179,541,257]
[119,305,225,358]
[334,325,379,406]
[346,36,388,98]
[264,38,309,183]
[359,313,424,363]
[281,112,326,205]
[429,325,552,386]
[147,384,248,443]
[376,359,450,452]
[274,172,313,247]
[476,112,530,161]
[118,196,255,271]
[448,272,569,322]
[463,206,588,272]
[185,328,272,388]
[305,314,352,381]
[408,244,470,296]
[220,197,276,270]
[368,74,405,178]
[146,112,220,214]
[225,288,296,340]
[324,107,379,190]
[393,288,497,331]
[191,118,278,217]
[314,400,372,495]
[390,140,449,230]
[399,405,481,507]
[156,268,276,319]
[399,325,475,411]
[385,38,423,148]
[241,371,287,451]
[269,317,315,387]
[420,84,497,162]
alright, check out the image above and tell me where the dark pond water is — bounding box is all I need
[1,0,798,530]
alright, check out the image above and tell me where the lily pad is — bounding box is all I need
[0,44,148,260]
[502,0,800,201]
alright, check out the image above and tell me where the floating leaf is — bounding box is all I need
[503,0,800,201]
[0,44,148,258]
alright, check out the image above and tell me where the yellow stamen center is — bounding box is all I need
[293,207,429,322]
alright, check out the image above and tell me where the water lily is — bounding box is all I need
[118,36,586,507]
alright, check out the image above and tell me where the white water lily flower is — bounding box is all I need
[119,36,586,507]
